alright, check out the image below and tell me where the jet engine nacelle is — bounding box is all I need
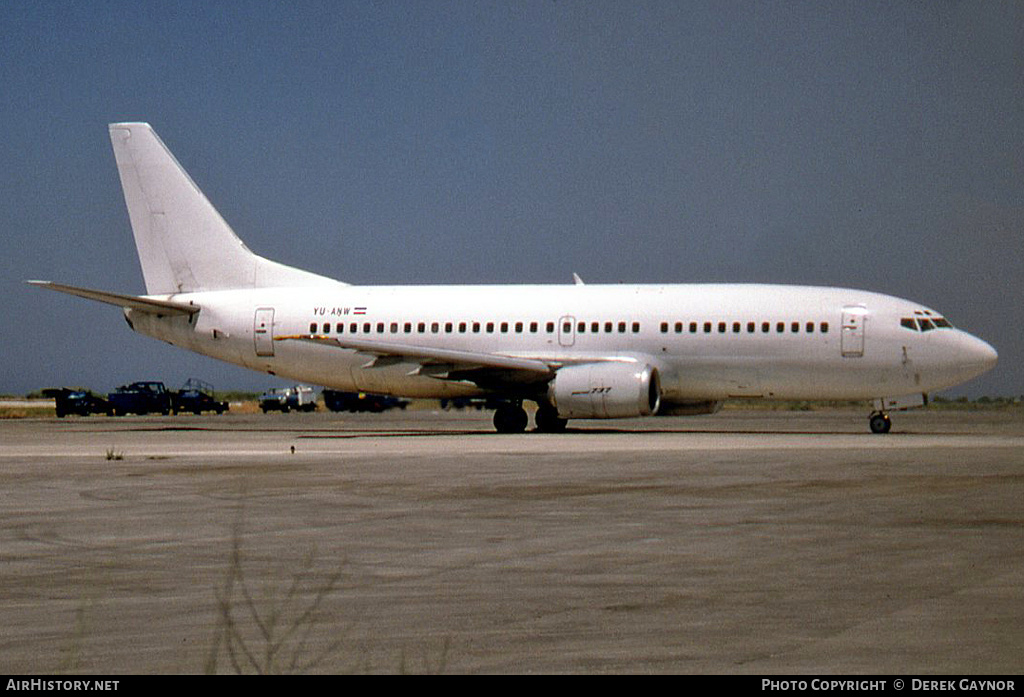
[548,362,661,419]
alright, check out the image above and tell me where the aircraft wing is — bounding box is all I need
[27,280,199,316]
[275,334,555,377]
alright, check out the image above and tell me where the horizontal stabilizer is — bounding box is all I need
[27,280,199,316]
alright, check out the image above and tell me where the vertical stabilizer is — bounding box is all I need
[109,123,340,294]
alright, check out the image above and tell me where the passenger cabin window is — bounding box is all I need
[309,322,317,333]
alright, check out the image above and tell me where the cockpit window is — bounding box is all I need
[901,313,953,331]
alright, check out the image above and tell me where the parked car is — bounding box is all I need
[172,378,228,415]
[108,381,173,416]
[322,389,409,413]
[42,388,112,417]
[259,385,317,413]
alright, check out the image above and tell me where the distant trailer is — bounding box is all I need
[259,385,317,413]
[322,389,409,413]
[173,378,228,415]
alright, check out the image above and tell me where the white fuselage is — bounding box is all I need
[34,123,999,433]
[127,282,997,405]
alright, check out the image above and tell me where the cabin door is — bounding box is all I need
[254,307,275,357]
[841,307,866,358]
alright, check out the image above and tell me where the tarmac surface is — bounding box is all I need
[0,408,1021,674]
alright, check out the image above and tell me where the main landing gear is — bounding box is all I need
[534,404,568,433]
[869,411,892,434]
[492,402,569,433]
[493,402,529,434]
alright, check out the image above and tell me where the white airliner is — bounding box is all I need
[30,123,997,433]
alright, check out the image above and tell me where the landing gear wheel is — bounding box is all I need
[534,404,568,433]
[493,403,528,433]
[869,412,892,434]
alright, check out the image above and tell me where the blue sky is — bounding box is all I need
[2,1,1021,397]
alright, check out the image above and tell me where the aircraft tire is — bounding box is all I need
[534,404,568,433]
[869,412,892,434]
[493,404,528,433]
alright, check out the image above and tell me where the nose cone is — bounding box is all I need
[959,333,998,380]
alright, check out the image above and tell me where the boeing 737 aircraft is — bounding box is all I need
[30,123,997,433]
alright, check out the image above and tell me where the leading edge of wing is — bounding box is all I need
[27,280,200,316]
[275,334,555,374]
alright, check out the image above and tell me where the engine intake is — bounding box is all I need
[548,362,661,419]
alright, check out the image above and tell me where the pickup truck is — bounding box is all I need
[108,381,173,416]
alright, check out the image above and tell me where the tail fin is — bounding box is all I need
[108,123,340,294]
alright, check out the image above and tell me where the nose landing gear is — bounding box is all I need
[869,411,892,434]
